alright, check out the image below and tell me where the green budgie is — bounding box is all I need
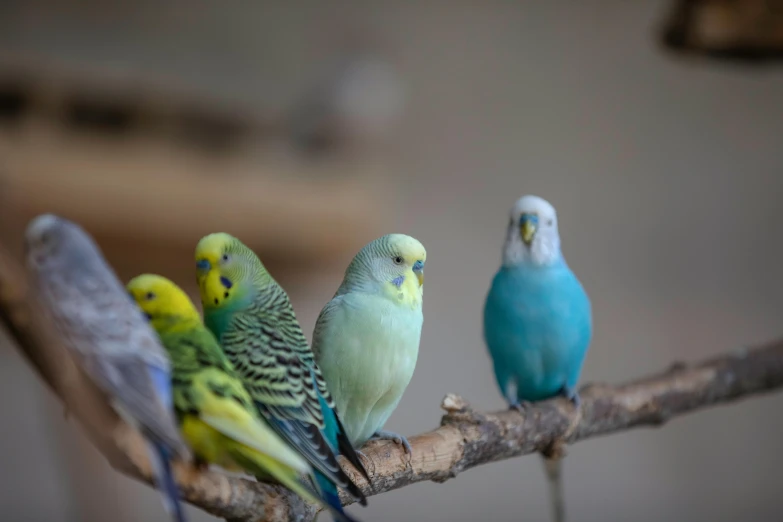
[25,215,189,522]
[194,233,369,520]
[312,234,425,454]
[127,274,359,521]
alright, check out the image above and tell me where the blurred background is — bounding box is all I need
[1,1,783,521]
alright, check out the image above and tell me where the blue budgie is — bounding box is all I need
[483,195,592,522]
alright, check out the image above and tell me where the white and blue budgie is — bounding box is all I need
[483,195,592,522]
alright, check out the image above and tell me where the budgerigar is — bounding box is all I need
[483,195,592,522]
[25,215,189,522]
[194,233,369,520]
[127,274,357,521]
[312,234,425,453]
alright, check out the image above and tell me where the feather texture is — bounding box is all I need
[26,216,187,522]
[195,234,369,519]
[127,274,361,522]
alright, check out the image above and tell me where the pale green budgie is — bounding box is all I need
[312,234,426,453]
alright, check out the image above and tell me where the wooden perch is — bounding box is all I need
[2,239,783,522]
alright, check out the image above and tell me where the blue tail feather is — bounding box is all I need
[150,443,188,522]
[315,471,360,522]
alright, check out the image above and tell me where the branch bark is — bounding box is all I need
[2,239,783,521]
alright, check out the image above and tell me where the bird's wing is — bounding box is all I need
[222,308,368,501]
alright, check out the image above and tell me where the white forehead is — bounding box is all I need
[26,213,60,243]
[510,195,557,219]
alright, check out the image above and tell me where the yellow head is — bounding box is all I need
[344,233,427,308]
[127,274,201,333]
[194,232,269,312]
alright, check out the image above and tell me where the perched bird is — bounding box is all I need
[483,195,592,522]
[312,234,425,453]
[194,233,369,519]
[25,215,189,522]
[126,274,355,520]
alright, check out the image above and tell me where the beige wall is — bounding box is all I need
[1,2,783,521]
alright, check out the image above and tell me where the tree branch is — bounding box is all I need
[2,239,782,521]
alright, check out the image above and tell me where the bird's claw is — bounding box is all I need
[561,386,581,409]
[559,385,583,440]
[356,450,377,476]
[372,430,413,456]
[509,401,532,414]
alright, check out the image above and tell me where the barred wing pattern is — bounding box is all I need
[219,285,369,501]
[165,329,256,418]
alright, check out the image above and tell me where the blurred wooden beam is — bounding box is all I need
[0,51,392,267]
[661,0,783,62]
[0,133,388,263]
[0,51,275,152]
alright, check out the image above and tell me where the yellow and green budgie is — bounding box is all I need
[312,234,426,453]
[126,274,359,521]
[194,234,369,520]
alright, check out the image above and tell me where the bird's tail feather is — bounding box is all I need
[314,471,362,522]
[542,455,565,522]
[230,444,361,522]
[333,411,371,487]
[148,442,188,522]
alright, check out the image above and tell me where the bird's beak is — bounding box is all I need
[196,259,211,272]
[520,214,537,246]
[412,260,424,287]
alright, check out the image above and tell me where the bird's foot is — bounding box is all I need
[371,430,413,456]
[355,450,377,476]
[560,386,581,409]
[559,385,583,441]
[509,400,533,414]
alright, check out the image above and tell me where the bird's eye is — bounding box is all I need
[145,292,155,300]
[221,254,229,263]
[393,256,404,265]
[547,219,554,226]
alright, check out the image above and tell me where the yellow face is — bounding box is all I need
[382,234,427,307]
[194,233,237,310]
[127,274,201,331]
